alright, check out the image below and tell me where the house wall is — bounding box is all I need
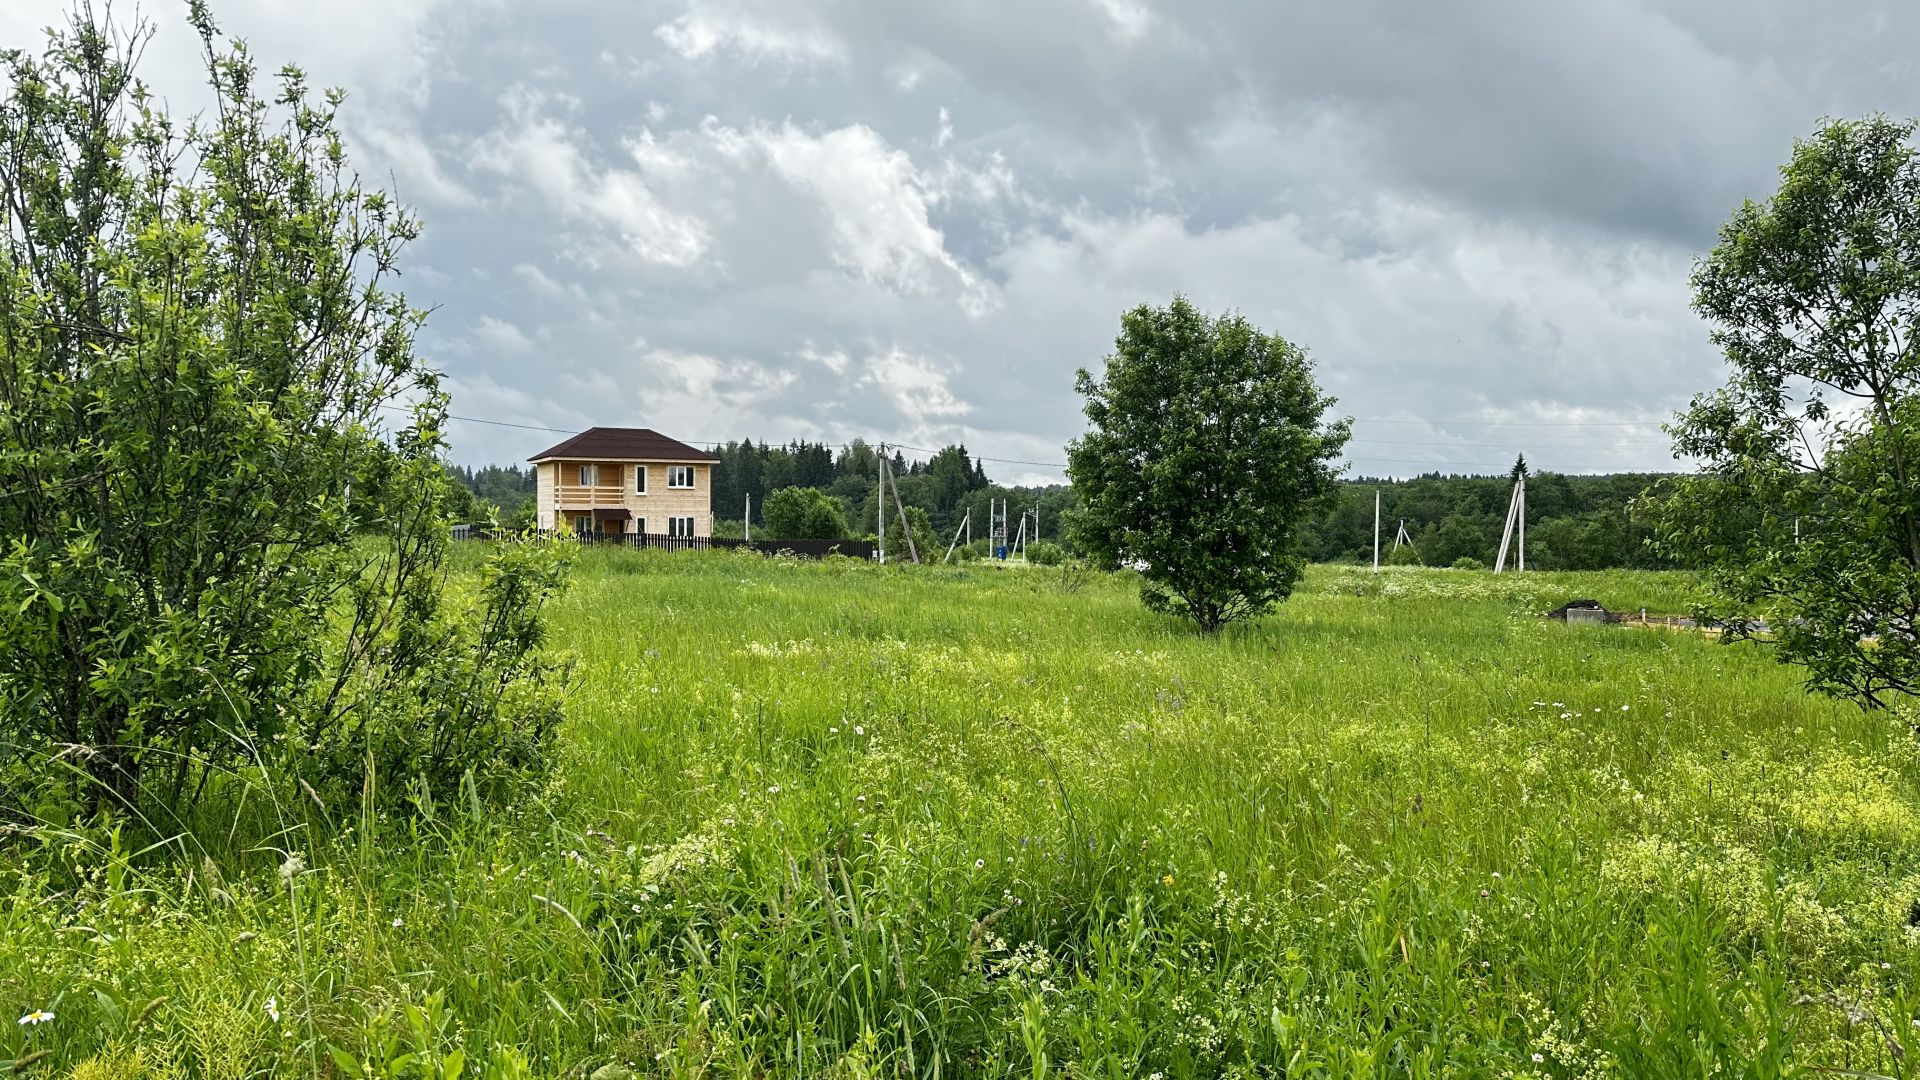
[534,460,712,536]
[535,462,557,530]
[630,462,712,536]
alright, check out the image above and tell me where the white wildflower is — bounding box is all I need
[16,1010,53,1026]
[265,996,280,1023]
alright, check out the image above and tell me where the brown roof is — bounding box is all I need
[527,427,718,463]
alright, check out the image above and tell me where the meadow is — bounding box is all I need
[4,551,1918,1078]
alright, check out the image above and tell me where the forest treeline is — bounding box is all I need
[1304,471,1687,570]
[446,439,1077,552]
[449,448,1683,570]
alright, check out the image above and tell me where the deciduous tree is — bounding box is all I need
[1067,296,1350,631]
[1648,116,1920,707]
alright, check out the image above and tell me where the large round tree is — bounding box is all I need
[1649,116,1920,708]
[1067,296,1350,632]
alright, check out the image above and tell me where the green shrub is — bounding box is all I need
[0,12,565,828]
[1026,540,1068,566]
[1452,556,1487,571]
[762,487,849,540]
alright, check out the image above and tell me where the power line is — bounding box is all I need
[400,404,1680,472]
[886,441,1067,468]
[1348,437,1677,449]
[1352,417,1669,427]
[379,404,581,434]
[1337,380,1706,397]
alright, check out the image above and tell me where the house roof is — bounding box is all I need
[528,427,719,463]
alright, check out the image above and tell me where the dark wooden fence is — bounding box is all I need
[453,526,875,561]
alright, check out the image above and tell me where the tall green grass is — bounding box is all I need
[2,552,1915,1078]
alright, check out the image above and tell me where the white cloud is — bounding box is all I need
[860,348,972,424]
[473,315,536,354]
[743,123,982,299]
[638,348,800,420]
[800,344,851,375]
[654,1,846,66]
[1090,0,1155,41]
[358,124,477,208]
[471,92,710,267]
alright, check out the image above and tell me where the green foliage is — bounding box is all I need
[1299,473,1683,570]
[0,8,564,824]
[1025,540,1067,566]
[1451,555,1487,571]
[0,556,1910,1078]
[761,486,849,539]
[445,464,537,522]
[1068,296,1350,631]
[1648,115,1920,708]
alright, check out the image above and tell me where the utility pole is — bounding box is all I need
[877,443,886,564]
[1495,475,1526,573]
[1373,490,1381,573]
[1517,479,1526,572]
[943,510,971,564]
[886,454,921,563]
[744,493,751,542]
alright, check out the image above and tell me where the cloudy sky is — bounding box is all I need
[7,1,1917,481]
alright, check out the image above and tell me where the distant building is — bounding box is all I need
[528,427,717,538]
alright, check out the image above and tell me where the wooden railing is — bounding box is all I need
[553,483,628,508]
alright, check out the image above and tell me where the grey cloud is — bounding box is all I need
[7,0,1917,479]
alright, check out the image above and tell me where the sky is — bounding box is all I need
[5,1,1917,483]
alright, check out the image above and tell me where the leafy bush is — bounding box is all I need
[1026,540,1068,566]
[1452,556,1488,571]
[0,10,565,827]
[761,487,849,540]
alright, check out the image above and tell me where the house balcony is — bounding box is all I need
[553,483,629,508]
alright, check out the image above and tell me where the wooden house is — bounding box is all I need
[528,427,717,537]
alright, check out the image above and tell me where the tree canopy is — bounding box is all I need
[761,485,850,539]
[1067,296,1350,631]
[1648,115,1920,707]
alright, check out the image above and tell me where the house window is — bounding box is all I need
[668,465,694,489]
[668,516,695,538]
[635,517,646,536]
[634,466,647,494]
[577,463,601,486]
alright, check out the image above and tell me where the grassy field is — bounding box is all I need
[4,552,1919,1078]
